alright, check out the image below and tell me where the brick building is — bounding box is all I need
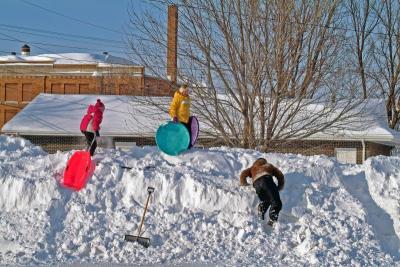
[0,47,175,130]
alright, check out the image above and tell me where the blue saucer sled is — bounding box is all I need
[156,122,190,156]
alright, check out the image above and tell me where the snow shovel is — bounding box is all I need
[125,186,155,248]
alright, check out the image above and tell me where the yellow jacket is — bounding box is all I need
[169,91,191,123]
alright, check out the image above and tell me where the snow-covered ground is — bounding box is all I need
[0,135,399,266]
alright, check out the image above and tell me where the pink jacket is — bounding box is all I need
[80,104,104,132]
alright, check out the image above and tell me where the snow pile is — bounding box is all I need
[0,135,399,266]
[364,156,400,255]
[0,135,54,212]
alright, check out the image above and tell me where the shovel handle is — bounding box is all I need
[136,187,154,238]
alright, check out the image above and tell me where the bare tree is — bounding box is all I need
[372,0,400,130]
[127,0,366,150]
[345,0,380,99]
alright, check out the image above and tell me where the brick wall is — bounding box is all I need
[20,135,158,154]
[267,140,364,163]
[21,135,87,153]
[15,135,394,163]
[144,76,174,96]
[365,142,392,158]
[267,140,394,164]
[113,136,156,146]
[267,140,362,155]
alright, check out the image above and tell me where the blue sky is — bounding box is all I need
[0,0,163,58]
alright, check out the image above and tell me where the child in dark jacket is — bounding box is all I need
[80,99,105,156]
[240,158,285,227]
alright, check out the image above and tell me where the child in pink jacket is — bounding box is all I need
[80,99,105,156]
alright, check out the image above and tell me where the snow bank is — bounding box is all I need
[0,135,399,266]
[0,136,55,212]
[364,156,400,255]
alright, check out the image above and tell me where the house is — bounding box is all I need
[266,98,400,163]
[2,94,399,164]
[0,93,193,153]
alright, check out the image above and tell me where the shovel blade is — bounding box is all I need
[124,234,151,248]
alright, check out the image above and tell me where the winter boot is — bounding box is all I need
[258,203,267,220]
[267,219,275,227]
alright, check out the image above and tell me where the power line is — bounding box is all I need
[0,23,126,44]
[0,27,128,49]
[0,31,183,69]
[0,32,137,66]
[0,27,208,71]
[0,13,361,76]
[18,0,124,35]
[0,23,181,49]
[0,37,129,56]
[0,26,224,75]
[0,31,175,75]
[0,24,358,74]
[11,0,398,62]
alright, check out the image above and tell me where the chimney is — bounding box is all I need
[21,44,30,56]
[167,5,178,84]
[103,51,109,61]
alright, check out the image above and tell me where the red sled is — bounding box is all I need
[62,151,96,191]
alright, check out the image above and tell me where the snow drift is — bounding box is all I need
[0,135,399,266]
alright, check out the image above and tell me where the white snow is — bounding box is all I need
[0,53,135,66]
[0,134,399,266]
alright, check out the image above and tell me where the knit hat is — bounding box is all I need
[95,99,105,111]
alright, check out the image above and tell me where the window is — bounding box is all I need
[51,84,63,94]
[335,148,357,164]
[115,141,136,151]
[5,83,18,101]
[22,83,32,101]
[65,83,79,94]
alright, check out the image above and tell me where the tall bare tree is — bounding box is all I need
[372,0,400,130]
[127,0,366,150]
[345,0,380,99]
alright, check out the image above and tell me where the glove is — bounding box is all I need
[95,131,100,137]
[173,117,178,123]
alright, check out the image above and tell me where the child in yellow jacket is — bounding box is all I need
[169,83,193,148]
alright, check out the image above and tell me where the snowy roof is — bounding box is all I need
[0,53,137,67]
[1,94,171,137]
[2,94,400,145]
[302,99,400,144]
